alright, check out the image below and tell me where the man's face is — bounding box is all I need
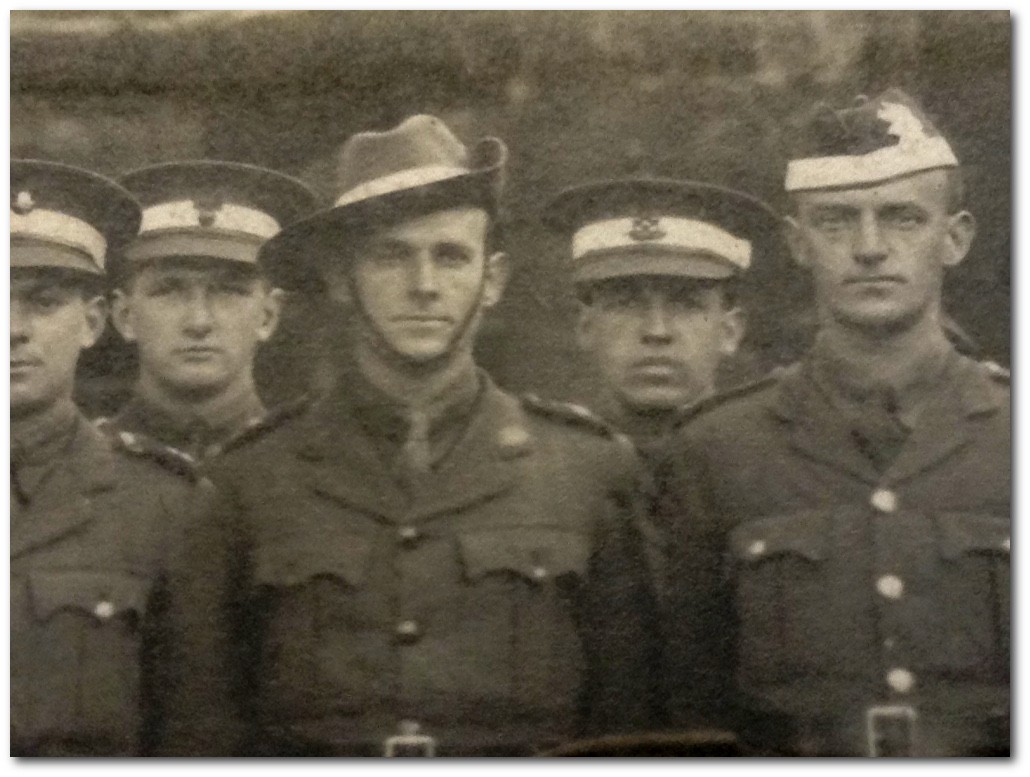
[577,275,744,412]
[10,269,106,417]
[325,206,508,363]
[787,169,975,334]
[111,258,281,397]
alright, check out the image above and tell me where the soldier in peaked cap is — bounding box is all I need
[104,161,318,462]
[654,88,1010,756]
[166,115,659,756]
[9,160,212,755]
[545,178,780,458]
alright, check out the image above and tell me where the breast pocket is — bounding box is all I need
[729,511,836,682]
[934,513,1010,677]
[457,528,590,712]
[251,532,374,715]
[27,570,150,733]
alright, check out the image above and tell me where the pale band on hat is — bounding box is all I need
[140,200,281,239]
[334,165,470,208]
[572,217,752,271]
[785,135,958,192]
[11,208,108,267]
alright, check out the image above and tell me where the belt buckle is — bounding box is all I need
[384,721,437,757]
[866,704,917,757]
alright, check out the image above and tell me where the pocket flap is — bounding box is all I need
[730,511,829,563]
[458,528,589,582]
[937,513,1010,560]
[29,570,148,622]
[254,532,374,588]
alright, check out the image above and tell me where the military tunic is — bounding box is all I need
[170,372,659,755]
[10,411,203,756]
[105,392,266,463]
[654,348,1010,756]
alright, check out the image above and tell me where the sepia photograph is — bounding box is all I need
[8,9,1011,758]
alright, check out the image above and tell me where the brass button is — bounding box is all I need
[870,488,898,513]
[748,540,767,558]
[886,667,915,693]
[531,565,548,581]
[398,525,420,545]
[1003,537,1010,552]
[395,620,421,643]
[94,601,116,620]
[876,574,904,600]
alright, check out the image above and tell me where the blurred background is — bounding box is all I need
[10,10,1011,415]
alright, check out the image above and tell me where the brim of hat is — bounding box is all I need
[10,241,104,276]
[260,139,506,292]
[543,177,781,245]
[125,230,264,266]
[572,249,740,283]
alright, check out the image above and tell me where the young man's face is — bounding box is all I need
[10,268,106,418]
[787,169,975,335]
[577,275,744,412]
[111,257,281,398]
[325,206,508,363]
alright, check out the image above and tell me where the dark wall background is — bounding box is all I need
[10,10,1011,415]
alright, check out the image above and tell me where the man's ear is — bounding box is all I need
[81,295,109,349]
[943,210,976,268]
[718,306,745,358]
[481,251,511,309]
[256,286,284,343]
[783,215,810,270]
[574,300,597,352]
[109,288,136,343]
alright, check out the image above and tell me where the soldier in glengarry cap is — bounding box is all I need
[165,115,659,756]
[654,88,1009,756]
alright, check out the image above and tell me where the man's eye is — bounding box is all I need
[435,246,472,266]
[666,290,704,311]
[214,282,252,296]
[366,244,409,264]
[145,281,182,297]
[814,212,850,230]
[30,292,67,310]
[886,210,926,228]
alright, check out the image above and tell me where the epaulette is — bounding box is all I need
[221,394,312,455]
[671,366,791,430]
[980,360,1010,383]
[521,393,618,439]
[109,429,200,482]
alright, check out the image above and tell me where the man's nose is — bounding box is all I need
[855,212,888,266]
[183,291,216,333]
[640,298,673,343]
[10,300,31,344]
[409,255,440,300]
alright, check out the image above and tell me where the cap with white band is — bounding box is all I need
[785,88,959,193]
[10,160,141,276]
[119,160,318,267]
[544,177,779,284]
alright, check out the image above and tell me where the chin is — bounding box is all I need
[622,388,693,412]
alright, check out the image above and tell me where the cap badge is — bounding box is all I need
[193,193,224,228]
[628,215,666,242]
[12,190,35,215]
[879,101,932,150]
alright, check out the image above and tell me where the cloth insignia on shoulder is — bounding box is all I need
[980,360,1010,383]
[110,429,199,480]
[222,394,311,454]
[521,393,617,438]
[672,366,789,429]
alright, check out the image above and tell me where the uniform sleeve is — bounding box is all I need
[578,443,663,737]
[156,474,247,755]
[650,429,739,733]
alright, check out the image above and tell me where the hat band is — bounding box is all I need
[334,165,470,208]
[784,136,958,192]
[140,200,281,239]
[10,208,107,267]
[572,217,751,271]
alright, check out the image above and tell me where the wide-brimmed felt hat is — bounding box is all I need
[785,87,959,193]
[11,159,141,276]
[261,114,508,292]
[544,177,781,284]
[118,160,318,271]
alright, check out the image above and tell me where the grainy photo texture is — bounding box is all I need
[9,10,1010,757]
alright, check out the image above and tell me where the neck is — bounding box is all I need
[134,371,264,429]
[353,342,479,412]
[815,313,953,402]
[11,396,78,458]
